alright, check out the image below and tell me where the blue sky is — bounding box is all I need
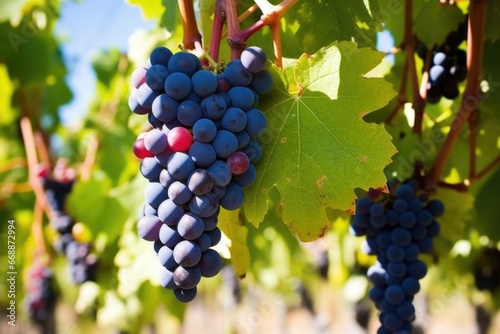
[55,0,155,126]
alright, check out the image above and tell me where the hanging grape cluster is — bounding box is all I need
[129,46,272,302]
[23,261,57,324]
[350,181,445,333]
[39,160,98,284]
[417,20,467,103]
[473,246,500,294]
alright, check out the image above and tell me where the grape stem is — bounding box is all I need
[386,59,408,124]
[35,132,52,167]
[178,0,202,50]
[80,134,99,182]
[418,48,433,102]
[20,117,50,214]
[428,0,488,185]
[217,0,297,64]
[403,0,426,136]
[470,155,500,184]
[468,107,478,180]
[209,0,226,63]
[437,180,469,193]
[32,199,46,255]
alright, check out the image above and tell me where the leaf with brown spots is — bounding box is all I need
[244,41,397,242]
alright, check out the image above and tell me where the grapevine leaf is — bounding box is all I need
[435,187,474,243]
[109,174,147,219]
[282,0,383,57]
[92,49,122,86]
[485,0,500,42]
[67,173,129,241]
[125,0,164,20]
[244,41,397,241]
[160,0,178,32]
[474,168,500,242]
[218,208,250,278]
[414,1,465,48]
[483,40,500,110]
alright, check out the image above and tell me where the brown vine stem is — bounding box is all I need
[223,0,246,59]
[386,59,408,124]
[178,0,202,50]
[438,180,469,193]
[80,134,99,182]
[470,155,500,184]
[419,48,433,100]
[20,117,52,219]
[32,199,46,254]
[221,0,297,62]
[468,108,478,180]
[428,0,488,185]
[404,0,425,135]
[220,4,260,43]
[269,21,283,68]
[34,131,51,167]
[209,0,226,63]
[253,0,298,67]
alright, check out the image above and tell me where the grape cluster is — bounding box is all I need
[130,46,272,302]
[473,246,500,293]
[24,262,57,324]
[418,20,467,103]
[350,182,445,333]
[39,161,97,284]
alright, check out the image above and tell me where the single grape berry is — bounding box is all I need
[167,127,193,152]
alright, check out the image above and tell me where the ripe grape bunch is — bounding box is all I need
[129,45,272,302]
[38,160,98,284]
[417,20,467,103]
[350,181,445,333]
[24,261,57,324]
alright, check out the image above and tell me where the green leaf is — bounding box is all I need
[282,0,383,57]
[125,0,165,20]
[92,49,122,86]
[474,167,500,242]
[244,42,397,241]
[414,1,465,48]
[436,187,474,243]
[109,174,147,219]
[199,0,216,51]
[485,0,500,42]
[5,31,55,84]
[218,208,250,278]
[160,0,178,32]
[66,173,129,242]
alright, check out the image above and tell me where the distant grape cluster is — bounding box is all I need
[350,181,445,333]
[24,261,57,324]
[39,160,97,284]
[129,46,272,302]
[417,20,467,103]
[473,246,500,293]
